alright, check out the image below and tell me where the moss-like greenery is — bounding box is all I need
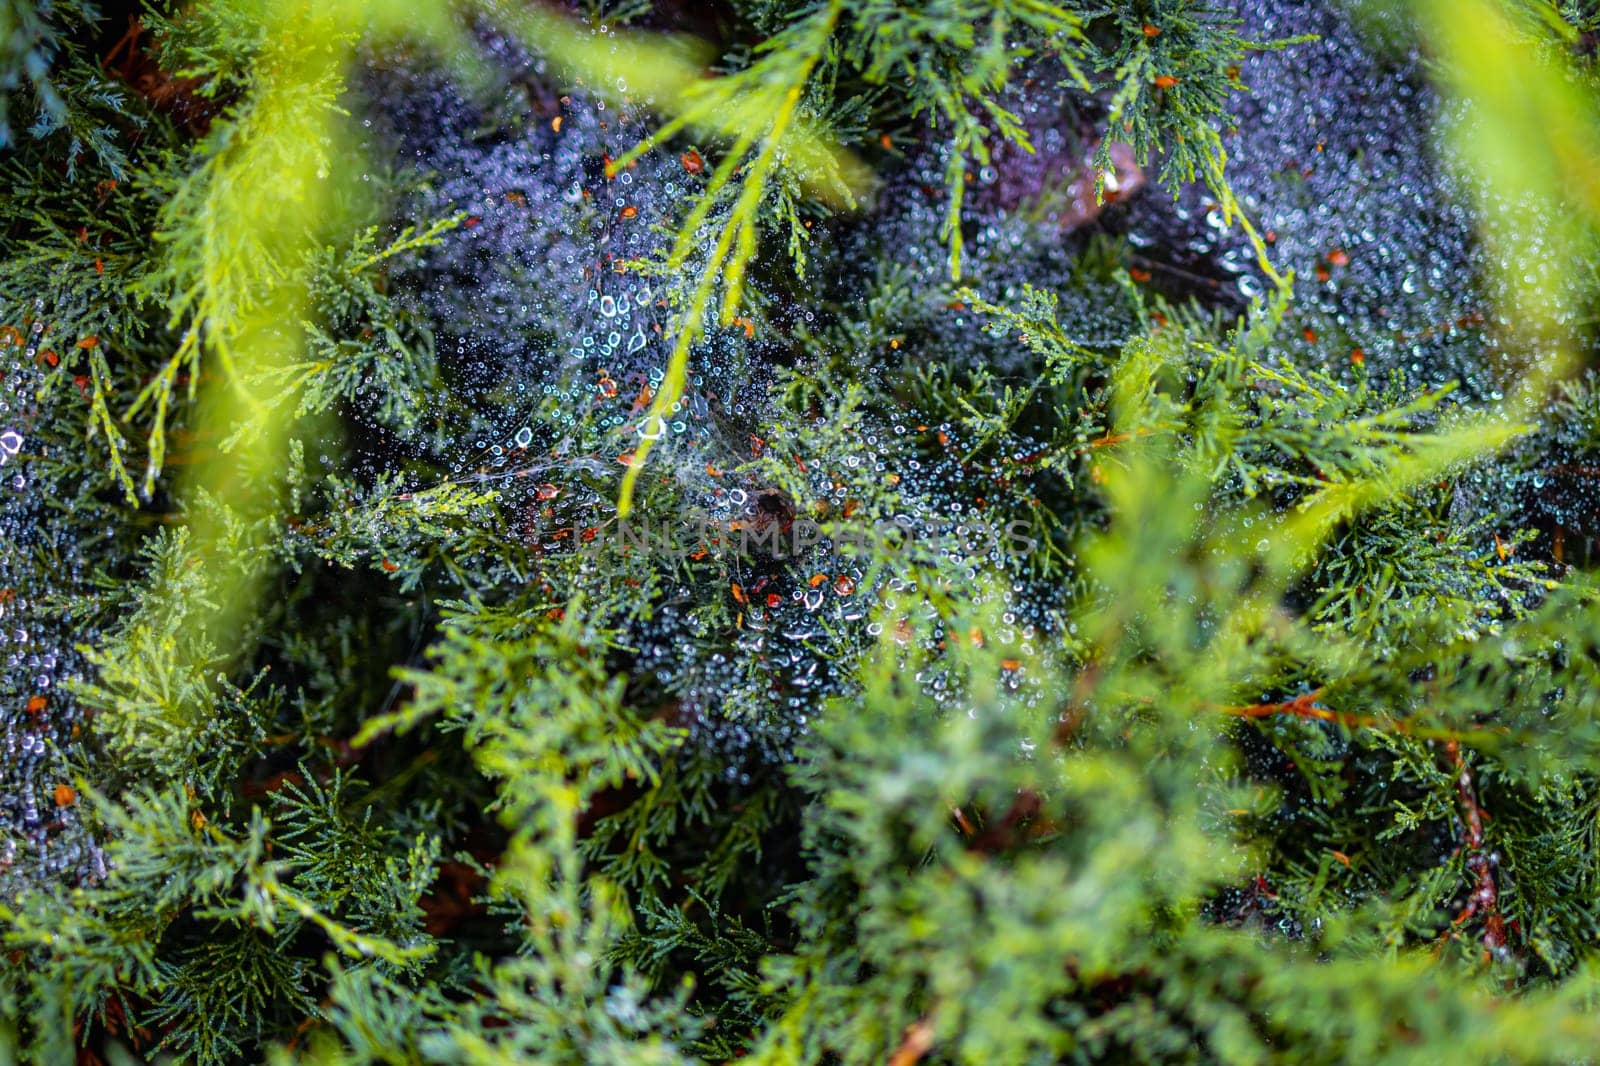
[6,0,1600,1062]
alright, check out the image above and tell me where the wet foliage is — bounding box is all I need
[7,0,1600,1062]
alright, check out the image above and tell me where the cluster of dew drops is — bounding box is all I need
[362,20,1090,764]
[363,0,1594,766]
[1,296,105,893]
[3,0,1586,889]
[1,0,1589,898]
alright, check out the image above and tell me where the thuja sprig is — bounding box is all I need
[609,0,856,516]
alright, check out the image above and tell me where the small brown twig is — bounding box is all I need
[1216,690,1507,746]
[1220,688,1394,731]
[1444,739,1507,960]
[888,1016,936,1066]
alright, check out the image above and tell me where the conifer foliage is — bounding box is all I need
[5,0,1600,1062]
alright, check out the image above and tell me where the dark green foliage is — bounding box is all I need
[10,0,1600,1063]
[0,0,142,173]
